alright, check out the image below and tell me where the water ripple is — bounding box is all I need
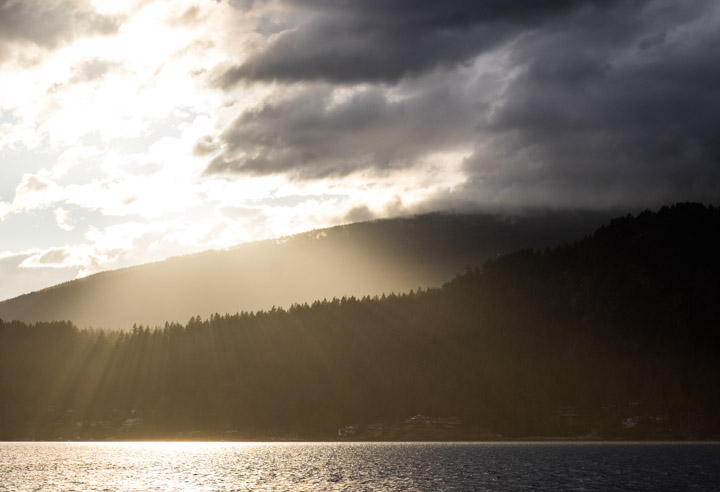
[1,442,719,491]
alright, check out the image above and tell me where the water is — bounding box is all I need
[1,442,719,491]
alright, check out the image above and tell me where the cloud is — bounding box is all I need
[218,0,623,86]
[54,207,74,231]
[34,248,71,266]
[18,246,83,269]
[0,0,121,63]
[12,174,62,210]
[0,201,10,221]
[68,58,116,83]
[455,0,720,208]
[204,70,489,178]
[212,0,720,209]
[344,205,374,223]
[218,204,265,221]
[0,0,238,153]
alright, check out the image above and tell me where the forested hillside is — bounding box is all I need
[0,211,609,329]
[1,203,718,440]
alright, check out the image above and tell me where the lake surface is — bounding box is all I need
[1,442,719,491]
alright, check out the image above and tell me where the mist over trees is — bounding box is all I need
[1,203,718,440]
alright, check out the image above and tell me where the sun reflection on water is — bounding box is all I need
[2,442,719,491]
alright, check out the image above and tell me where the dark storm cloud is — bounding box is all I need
[210,0,720,209]
[219,0,623,86]
[0,0,120,62]
[459,0,720,208]
[205,78,485,178]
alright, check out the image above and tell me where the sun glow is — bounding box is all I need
[0,0,484,300]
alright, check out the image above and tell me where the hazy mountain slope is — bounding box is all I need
[0,211,611,329]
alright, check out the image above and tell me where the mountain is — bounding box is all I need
[1,203,718,441]
[0,210,612,329]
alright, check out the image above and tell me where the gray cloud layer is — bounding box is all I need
[209,0,720,209]
[463,0,720,207]
[205,76,486,178]
[219,0,619,86]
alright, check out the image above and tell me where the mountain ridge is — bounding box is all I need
[0,209,613,329]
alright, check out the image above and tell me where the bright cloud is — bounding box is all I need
[54,207,73,231]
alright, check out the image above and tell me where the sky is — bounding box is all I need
[1,0,719,301]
